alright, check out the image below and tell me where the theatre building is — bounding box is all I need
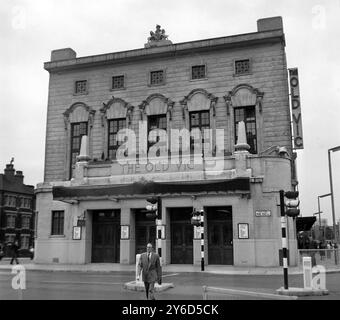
[35,16,300,267]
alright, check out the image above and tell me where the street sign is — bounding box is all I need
[255,210,271,217]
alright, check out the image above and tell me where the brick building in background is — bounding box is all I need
[35,16,300,266]
[0,160,35,256]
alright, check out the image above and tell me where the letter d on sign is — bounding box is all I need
[11,265,26,290]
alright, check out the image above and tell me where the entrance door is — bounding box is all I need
[135,210,156,254]
[207,207,233,265]
[171,208,193,264]
[92,210,120,263]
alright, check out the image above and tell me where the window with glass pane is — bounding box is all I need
[21,235,30,249]
[148,114,167,153]
[235,59,250,75]
[108,118,126,160]
[51,211,64,235]
[75,80,87,94]
[6,215,15,228]
[189,110,210,153]
[150,70,164,85]
[234,106,257,154]
[70,122,88,178]
[112,75,125,89]
[21,216,30,229]
[192,65,206,79]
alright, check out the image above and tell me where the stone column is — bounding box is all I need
[120,207,135,264]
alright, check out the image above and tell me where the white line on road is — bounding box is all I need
[162,273,179,278]
[40,281,123,285]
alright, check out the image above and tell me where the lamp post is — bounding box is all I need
[316,193,332,242]
[328,146,340,245]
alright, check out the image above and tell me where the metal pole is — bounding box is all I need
[280,190,288,289]
[200,210,204,271]
[328,150,338,265]
[318,197,322,241]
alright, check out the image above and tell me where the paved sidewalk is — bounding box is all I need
[1,258,340,275]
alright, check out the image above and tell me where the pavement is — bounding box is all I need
[1,257,340,275]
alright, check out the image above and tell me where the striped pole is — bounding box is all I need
[280,190,288,290]
[156,197,162,265]
[200,210,204,271]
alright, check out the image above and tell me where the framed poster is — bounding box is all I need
[72,226,81,240]
[194,226,201,239]
[238,223,249,239]
[121,225,130,240]
[157,225,166,240]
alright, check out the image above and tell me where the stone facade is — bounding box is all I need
[35,17,299,266]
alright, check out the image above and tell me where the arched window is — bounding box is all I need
[63,102,95,179]
[100,96,133,160]
[224,84,264,154]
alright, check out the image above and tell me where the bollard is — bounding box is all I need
[136,254,143,284]
[303,256,312,290]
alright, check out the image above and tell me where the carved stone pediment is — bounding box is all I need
[100,96,133,126]
[63,102,95,129]
[180,88,218,118]
[224,84,264,115]
[139,93,174,120]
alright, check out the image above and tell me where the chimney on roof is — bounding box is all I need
[4,163,15,177]
[257,16,283,32]
[51,48,77,62]
[15,170,24,183]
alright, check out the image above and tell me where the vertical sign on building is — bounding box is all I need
[289,68,304,149]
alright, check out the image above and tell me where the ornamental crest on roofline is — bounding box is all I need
[145,25,172,48]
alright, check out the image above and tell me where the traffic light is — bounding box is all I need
[284,191,300,217]
[191,209,203,226]
[145,197,162,219]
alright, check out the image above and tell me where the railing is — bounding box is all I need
[298,249,340,266]
[202,286,297,300]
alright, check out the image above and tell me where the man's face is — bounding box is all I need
[147,244,153,253]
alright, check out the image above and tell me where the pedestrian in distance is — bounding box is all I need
[10,240,20,265]
[137,243,162,300]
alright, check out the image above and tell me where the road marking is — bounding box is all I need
[40,280,124,285]
[162,273,179,278]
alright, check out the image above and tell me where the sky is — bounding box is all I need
[0,0,339,226]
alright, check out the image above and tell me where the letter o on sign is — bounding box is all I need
[290,77,299,87]
[294,136,303,148]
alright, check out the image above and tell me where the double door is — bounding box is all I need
[207,207,233,265]
[92,210,120,263]
[171,208,193,264]
[135,210,156,254]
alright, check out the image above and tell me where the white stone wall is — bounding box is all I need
[44,42,291,182]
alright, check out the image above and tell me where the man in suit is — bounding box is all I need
[137,243,162,300]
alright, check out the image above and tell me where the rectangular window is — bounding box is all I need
[112,75,125,90]
[70,122,88,178]
[5,234,15,244]
[235,59,250,75]
[21,235,30,249]
[6,215,16,228]
[51,211,64,236]
[191,65,206,80]
[189,110,210,153]
[148,114,167,152]
[21,216,30,229]
[108,118,126,160]
[234,106,257,154]
[5,195,16,207]
[150,70,164,86]
[75,80,87,94]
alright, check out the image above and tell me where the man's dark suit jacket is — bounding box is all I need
[138,252,162,283]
